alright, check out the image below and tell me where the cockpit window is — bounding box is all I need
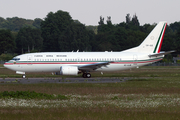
[12,58,20,61]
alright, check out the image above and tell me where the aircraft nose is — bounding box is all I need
[4,62,8,68]
[3,62,11,69]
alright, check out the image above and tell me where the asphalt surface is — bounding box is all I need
[0,77,133,84]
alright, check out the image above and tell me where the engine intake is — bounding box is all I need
[60,66,79,75]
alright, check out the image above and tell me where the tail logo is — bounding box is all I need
[153,23,167,53]
[150,36,154,40]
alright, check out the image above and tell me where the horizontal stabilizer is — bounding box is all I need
[148,50,175,57]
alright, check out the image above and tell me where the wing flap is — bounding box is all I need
[78,62,112,71]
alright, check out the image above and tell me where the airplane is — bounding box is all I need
[4,21,175,78]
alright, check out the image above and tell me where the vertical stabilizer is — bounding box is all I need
[138,21,167,53]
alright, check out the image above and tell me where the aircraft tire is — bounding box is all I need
[82,73,87,78]
[86,73,91,78]
[82,73,91,78]
[22,74,26,79]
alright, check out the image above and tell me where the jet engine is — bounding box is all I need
[60,66,79,75]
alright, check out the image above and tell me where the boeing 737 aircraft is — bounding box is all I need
[4,21,174,78]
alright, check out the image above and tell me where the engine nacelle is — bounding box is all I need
[60,66,79,75]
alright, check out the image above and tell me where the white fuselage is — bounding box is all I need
[3,21,168,77]
[4,51,163,73]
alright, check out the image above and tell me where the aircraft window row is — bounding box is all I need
[33,58,121,62]
[34,59,63,61]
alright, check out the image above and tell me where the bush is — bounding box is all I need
[0,53,13,61]
[0,91,68,100]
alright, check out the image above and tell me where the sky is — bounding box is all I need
[0,0,180,25]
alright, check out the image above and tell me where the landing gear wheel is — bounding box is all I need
[86,73,91,78]
[82,73,87,78]
[82,73,91,78]
[22,74,26,78]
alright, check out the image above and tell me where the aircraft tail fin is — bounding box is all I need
[138,21,167,53]
[123,21,167,53]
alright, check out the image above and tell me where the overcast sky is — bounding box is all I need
[0,0,179,25]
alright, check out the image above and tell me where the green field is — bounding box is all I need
[0,66,180,119]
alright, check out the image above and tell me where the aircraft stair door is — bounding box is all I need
[27,55,32,65]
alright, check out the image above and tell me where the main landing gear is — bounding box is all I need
[22,74,26,78]
[82,73,91,78]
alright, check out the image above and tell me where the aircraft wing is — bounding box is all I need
[148,50,175,57]
[78,62,112,71]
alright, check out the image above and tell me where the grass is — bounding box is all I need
[0,66,180,119]
[0,91,68,100]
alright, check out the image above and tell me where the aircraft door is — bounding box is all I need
[27,55,32,65]
[133,55,138,66]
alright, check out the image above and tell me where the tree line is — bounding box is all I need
[0,10,180,61]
